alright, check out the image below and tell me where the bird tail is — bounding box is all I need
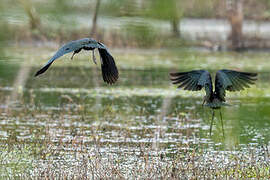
[35,60,54,77]
[98,48,119,84]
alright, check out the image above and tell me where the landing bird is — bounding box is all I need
[35,38,119,84]
[170,69,257,136]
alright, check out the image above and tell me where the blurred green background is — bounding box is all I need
[1,0,270,48]
[1,0,270,178]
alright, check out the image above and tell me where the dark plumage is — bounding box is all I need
[170,69,257,135]
[35,38,118,84]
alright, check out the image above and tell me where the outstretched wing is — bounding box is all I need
[170,70,213,97]
[215,69,257,101]
[97,43,119,84]
[35,38,99,76]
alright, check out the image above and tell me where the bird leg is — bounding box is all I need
[71,48,82,60]
[202,99,205,107]
[210,110,215,136]
[219,109,225,137]
[92,50,97,65]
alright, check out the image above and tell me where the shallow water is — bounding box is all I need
[0,49,270,177]
[0,61,269,146]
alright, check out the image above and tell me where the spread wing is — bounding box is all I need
[35,38,118,84]
[215,69,257,101]
[34,47,75,76]
[170,70,213,97]
[98,46,119,84]
[35,38,100,77]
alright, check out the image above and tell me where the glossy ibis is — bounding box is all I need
[35,38,118,84]
[170,69,257,135]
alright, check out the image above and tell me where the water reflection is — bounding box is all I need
[0,72,268,149]
[1,61,269,177]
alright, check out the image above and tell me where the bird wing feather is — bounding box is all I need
[35,40,84,76]
[97,46,119,84]
[35,38,99,77]
[83,41,104,49]
[35,38,119,84]
[170,70,213,97]
[214,69,257,101]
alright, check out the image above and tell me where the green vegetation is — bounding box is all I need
[1,142,270,178]
[122,22,158,47]
[4,46,270,72]
[1,46,270,178]
[145,0,183,36]
[1,0,270,178]
[2,0,270,47]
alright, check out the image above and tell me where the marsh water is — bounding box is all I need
[0,48,270,177]
[2,0,270,177]
[1,66,270,145]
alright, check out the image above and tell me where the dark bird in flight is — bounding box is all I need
[35,38,118,84]
[170,69,257,136]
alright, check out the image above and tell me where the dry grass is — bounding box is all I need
[1,138,270,179]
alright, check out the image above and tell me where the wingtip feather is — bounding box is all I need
[98,48,119,84]
[34,61,53,77]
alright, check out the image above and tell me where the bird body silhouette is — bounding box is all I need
[170,69,257,135]
[35,38,118,84]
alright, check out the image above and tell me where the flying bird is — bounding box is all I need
[170,69,257,136]
[35,38,118,84]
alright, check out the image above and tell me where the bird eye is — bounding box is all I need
[65,48,70,50]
